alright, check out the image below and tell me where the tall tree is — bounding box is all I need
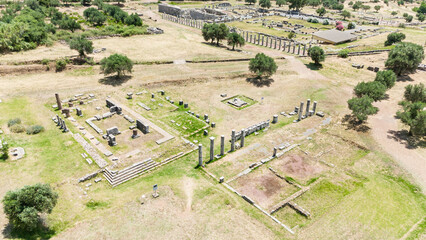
[316,7,326,16]
[215,23,229,46]
[69,35,93,58]
[3,184,58,231]
[276,0,286,7]
[227,32,245,50]
[202,23,216,44]
[341,10,351,19]
[249,53,278,78]
[308,46,325,65]
[385,42,424,75]
[288,0,307,11]
[260,0,272,8]
[100,54,133,78]
[245,0,256,5]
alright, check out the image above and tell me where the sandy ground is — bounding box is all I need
[369,71,426,193]
[53,183,277,240]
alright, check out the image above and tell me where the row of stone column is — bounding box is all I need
[240,30,310,56]
[297,99,318,121]
[56,114,69,132]
[198,135,225,166]
[162,13,204,30]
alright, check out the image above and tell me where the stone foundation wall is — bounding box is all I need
[158,4,182,17]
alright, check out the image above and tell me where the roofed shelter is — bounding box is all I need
[312,29,357,45]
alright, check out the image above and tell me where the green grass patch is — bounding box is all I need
[66,66,95,76]
[85,200,110,210]
[221,95,258,110]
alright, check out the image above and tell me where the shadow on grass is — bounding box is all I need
[201,42,228,50]
[387,129,426,149]
[99,75,131,86]
[2,223,55,240]
[305,63,323,71]
[342,114,371,132]
[246,77,274,87]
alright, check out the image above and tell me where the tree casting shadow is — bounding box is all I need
[246,77,274,87]
[99,75,131,86]
[305,63,323,71]
[387,129,426,149]
[396,75,414,82]
[342,114,371,132]
[2,222,55,240]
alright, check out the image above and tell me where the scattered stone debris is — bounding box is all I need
[147,27,164,34]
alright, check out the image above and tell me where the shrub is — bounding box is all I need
[307,18,312,22]
[26,125,44,135]
[398,23,405,28]
[354,81,387,101]
[8,118,21,127]
[347,96,378,122]
[374,70,396,89]
[384,32,405,46]
[323,20,329,25]
[348,22,356,29]
[41,59,49,65]
[338,49,349,58]
[336,24,344,30]
[0,141,9,160]
[311,18,319,23]
[10,124,25,133]
[55,59,67,72]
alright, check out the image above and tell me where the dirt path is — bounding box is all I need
[369,72,426,193]
[183,177,194,212]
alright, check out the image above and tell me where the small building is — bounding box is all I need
[312,29,357,45]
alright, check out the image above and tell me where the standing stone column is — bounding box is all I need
[209,137,215,161]
[274,37,277,49]
[272,115,278,123]
[283,41,286,51]
[55,93,62,110]
[231,129,236,152]
[298,44,301,55]
[250,34,252,43]
[298,102,304,121]
[262,36,264,46]
[313,101,317,114]
[240,129,246,148]
[273,147,277,157]
[292,43,296,53]
[303,44,306,56]
[288,41,291,52]
[305,99,311,117]
[278,39,281,50]
[198,144,203,167]
[258,33,261,44]
[220,135,225,156]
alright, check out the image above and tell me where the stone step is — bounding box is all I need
[109,164,159,187]
[106,161,158,184]
[107,158,153,177]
